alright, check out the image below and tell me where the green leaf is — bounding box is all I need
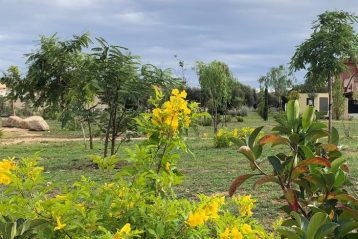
[330,127,339,145]
[287,100,300,130]
[229,174,256,196]
[337,221,358,239]
[302,106,315,132]
[276,226,301,239]
[334,169,346,188]
[314,222,339,239]
[268,156,283,175]
[307,212,329,239]
[248,126,264,148]
[305,130,329,143]
[298,145,315,159]
[309,122,327,131]
[252,144,263,159]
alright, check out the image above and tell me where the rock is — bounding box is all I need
[2,116,24,128]
[23,116,49,131]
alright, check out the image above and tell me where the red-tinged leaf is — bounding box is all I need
[297,157,331,167]
[229,174,256,197]
[322,144,338,152]
[328,193,358,205]
[259,134,289,146]
[284,188,299,212]
[336,203,358,220]
[238,146,256,162]
[253,175,278,188]
[341,164,349,173]
[303,175,321,185]
[291,166,309,180]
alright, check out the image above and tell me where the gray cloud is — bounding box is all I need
[0,0,357,87]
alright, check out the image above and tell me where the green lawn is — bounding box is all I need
[1,112,357,226]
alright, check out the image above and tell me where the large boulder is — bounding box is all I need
[23,116,49,131]
[1,116,24,128]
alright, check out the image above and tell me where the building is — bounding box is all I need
[0,84,6,97]
[340,60,358,118]
[297,93,329,114]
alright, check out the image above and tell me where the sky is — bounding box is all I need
[0,0,358,87]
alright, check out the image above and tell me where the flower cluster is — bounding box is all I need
[151,89,191,136]
[235,195,256,217]
[0,159,16,185]
[220,224,256,239]
[187,196,225,227]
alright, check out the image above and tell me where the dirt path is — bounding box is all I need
[0,127,147,145]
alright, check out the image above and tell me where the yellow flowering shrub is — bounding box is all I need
[0,88,277,238]
[214,128,263,148]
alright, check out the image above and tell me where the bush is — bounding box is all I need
[237,116,244,122]
[315,111,326,120]
[223,115,232,123]
[198,115,212,126]
[238,106,249,117]
[227,109,239,116]
[214,127,260,148]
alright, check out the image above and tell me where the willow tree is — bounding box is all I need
[196,61,233,133]
[291,11,358,134]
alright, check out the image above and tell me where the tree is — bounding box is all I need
[196,61,233,133]
[258,75,269,121]
[267,65,295,109]
[0,66,22,116]
[291,11,358,134]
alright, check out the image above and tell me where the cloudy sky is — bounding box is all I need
[1,0,358,87]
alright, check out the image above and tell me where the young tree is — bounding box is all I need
[258,75,269,121]
[291,11,358,134]
[267,65,295,109]
[0,66,22,116]
[196,61,233,133]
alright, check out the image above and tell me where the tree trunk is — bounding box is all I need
[328,75,333,135]
[110,106,118,156]
[214,107,218,134]
[264,87,269,121]
[87,119,93,150]
[11,100,15,116]
[104,107,113,158]
[80,122,87,149]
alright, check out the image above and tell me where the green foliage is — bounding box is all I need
[0,89,276,239]
[197,115,213,126]
[231,99,357,238]
[237,116,244,122]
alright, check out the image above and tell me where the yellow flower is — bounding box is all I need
[0,173,11,185]
[165,162,171,171]
[231,227,243,239]
[0,160,16,171]
[113,223,131,239]
[237,195,256,217]
[220,228,230,239]
[171,88,180,95]
[54,216,66,231]
[187,210,207,227]
[242,224,253,234]
[232,128,238,137]
[120,223,131,234]
[178,90,187,98]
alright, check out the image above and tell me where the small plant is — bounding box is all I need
[237,116,244,122]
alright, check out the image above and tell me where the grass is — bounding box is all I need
[1,112,358,226]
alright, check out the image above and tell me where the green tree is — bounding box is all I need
[258,75,269,121]
[196,61,233,133]
[267,65,295,109]
[0,66,22,116]
[291,11,358,134]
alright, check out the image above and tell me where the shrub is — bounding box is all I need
[198,115,212,126]
[237,116,244,122]
[0,88,275,239]
[227,109,239,116]
[238,106,249,117]
[214,127,260,148]
[315,111,326,120]
[224,115,232,123]
[231,100,358,238]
